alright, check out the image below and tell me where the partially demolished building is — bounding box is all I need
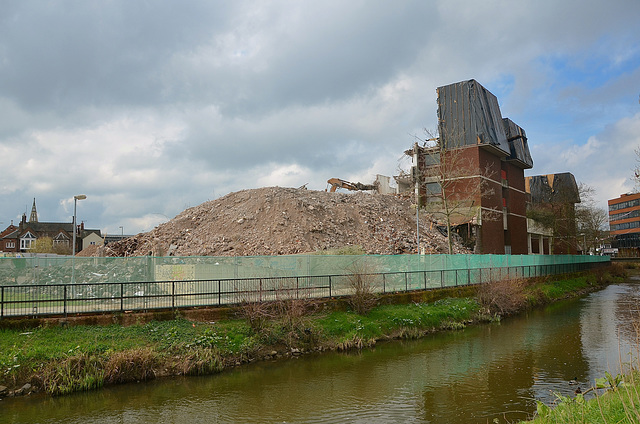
[398,79,579,255]
[525,173,580,254]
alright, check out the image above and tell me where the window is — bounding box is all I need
[53,233,70,247]
[20,232,36,250]
[610,210,640,222]
[610,221,640,231]
[610,198,640,212]
[426,182,441,195]
[6,241,15,249]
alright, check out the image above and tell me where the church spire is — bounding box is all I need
[29,198,38,223]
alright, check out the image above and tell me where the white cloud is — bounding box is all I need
[257,164,311,188]
[530,112,640,210]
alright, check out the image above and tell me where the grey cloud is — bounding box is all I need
[0,1,237,111]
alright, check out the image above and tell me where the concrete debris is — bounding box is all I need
[96,187,470,257]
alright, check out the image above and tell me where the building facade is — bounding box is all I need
[525,173,581,255]
[0,199,101,254]
[407,79,534,254]
[609,192,640,254]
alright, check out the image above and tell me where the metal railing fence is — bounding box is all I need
[1,259,608,318]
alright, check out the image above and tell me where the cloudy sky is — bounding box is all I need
[1,0,639,236]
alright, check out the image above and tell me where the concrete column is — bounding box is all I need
[539,236,544,255]
[527,233,532,254]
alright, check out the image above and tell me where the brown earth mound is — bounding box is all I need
[98,187,468,257]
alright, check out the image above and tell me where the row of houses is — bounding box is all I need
[0,199,126,255]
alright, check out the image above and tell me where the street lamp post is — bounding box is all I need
[72,195,87,256]
[71,195,86,287]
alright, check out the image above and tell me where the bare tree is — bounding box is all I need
[634,147,640,190]
[407,129,499,254]
[527,180,599,254]
[575,183,609,254]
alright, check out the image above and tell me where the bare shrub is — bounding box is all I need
[609,262,628,278]
[476,278,527,316]
[238,281,319,347]
[591,263,628,285]
[276,298,308,330]
[239,300,275,333]
[274,295,320,347]
[347,263,379,315]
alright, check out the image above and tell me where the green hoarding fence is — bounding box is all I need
[0,254,610,318]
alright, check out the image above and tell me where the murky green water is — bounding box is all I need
[3,282,640,424]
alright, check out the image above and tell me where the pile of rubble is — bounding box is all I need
[98,187,469,257]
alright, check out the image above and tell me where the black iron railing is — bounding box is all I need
[0,260,606,319]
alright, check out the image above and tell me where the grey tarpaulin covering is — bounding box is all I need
[526,172,581,204]
[503,118,534,168]
[437,79,511,155]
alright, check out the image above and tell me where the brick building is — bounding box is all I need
[0,199,101,254]
[525,173,581,254]
[609,192,640,254]
[406,79,534,254]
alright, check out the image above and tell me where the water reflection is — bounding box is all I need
[3,283,639,424]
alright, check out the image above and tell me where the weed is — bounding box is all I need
[41,353,105,395]
[180,348,224,376]
[104,348,157,384]
[440,320,466,331]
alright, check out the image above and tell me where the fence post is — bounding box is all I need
[383,274,386,293]
[172,281,175,311]
[405,272,408,292]
[63,285,68,318]
[329,276,332,297]
[218,280,222,305]
[423,271,427,290]
[120,283,124,313]
[441,270,444,288]
[1,286,4,319]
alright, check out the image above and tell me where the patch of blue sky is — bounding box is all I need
[511,38,640,149]
[538,35,640,93]
[484,74,515,106]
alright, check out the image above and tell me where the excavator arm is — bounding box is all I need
[327,178,377,192]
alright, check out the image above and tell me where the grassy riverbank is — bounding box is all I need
[519,265,640,424]
[522,371,640,423]
[0,266,626,397]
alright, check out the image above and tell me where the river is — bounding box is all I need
[2,281,640,423]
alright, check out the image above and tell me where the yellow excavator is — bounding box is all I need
[326,178,377,192]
